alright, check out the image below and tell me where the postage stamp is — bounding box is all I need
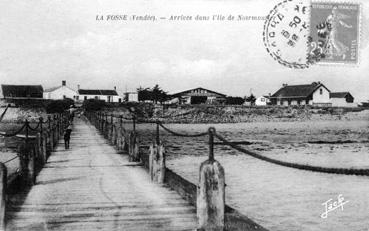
[263,0,310,69]
[308,2,360,65]
[263,0,361,68]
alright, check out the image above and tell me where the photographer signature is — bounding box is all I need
[321,194,349,219]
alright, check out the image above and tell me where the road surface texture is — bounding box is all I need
[6,117,197,231]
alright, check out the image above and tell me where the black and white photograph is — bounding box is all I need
[0,0,368,230]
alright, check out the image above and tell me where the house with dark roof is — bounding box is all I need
[270,82,331,106]
[1,84,43,99]
[330,92,355,107]
[171,87,226,104]
[43,80,77,100]
[77,86,122,103]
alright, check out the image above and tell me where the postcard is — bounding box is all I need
[0,0,368,230]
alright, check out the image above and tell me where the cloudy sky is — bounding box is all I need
[0,0,368,101]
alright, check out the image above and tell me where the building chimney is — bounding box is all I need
[62,80,66,86]
[77,84,80,90]
[114,86,116,90]
[282,83,288,87]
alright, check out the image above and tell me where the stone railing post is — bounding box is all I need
[128,131,139,162]
[197,128,225,231]
[149,142,165,183]
[0,163,7,231]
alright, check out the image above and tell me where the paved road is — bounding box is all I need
[7,118,197,231]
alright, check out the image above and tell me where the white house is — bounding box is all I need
[330,92,356,107]
[269,82,331,107]
[255,95,270,106]
[43,80,77,100]
[124,92,138,102]
[77,87,122,103]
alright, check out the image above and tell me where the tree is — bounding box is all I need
[137,86,151,102]
[244,94,256,105]
[137,84,169,104]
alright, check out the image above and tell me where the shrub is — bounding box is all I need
[45,98,74,113]
[82,99,106,111]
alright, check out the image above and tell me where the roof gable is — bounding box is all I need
[172,87,226,97]
[45,85,76,93]
[1,84,43,98]
[270,82,330,98]
[330,92,352,98]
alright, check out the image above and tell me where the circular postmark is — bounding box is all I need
[263,0,310,68]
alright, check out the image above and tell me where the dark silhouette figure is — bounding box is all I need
[64,125,72,149]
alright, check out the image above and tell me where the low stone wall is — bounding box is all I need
[140,151,268,231]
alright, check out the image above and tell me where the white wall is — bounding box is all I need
[331,98,357,107]
[255,97,267,106]
[79,94,121,102]
[128,93,138,102]
[312,86,330,103]
[44,86,77,100]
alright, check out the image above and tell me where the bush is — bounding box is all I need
[225,96,245,105]
[82,99,106,111]
[45,98,74,113]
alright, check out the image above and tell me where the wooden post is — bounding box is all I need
[115,125,121,150]
[0,163,7,231]
[39,117,47,163]
[132,116,136,132]
[110,115,114,142]
[112,125,117,145]
[197,128,225,231]
[156,121,160,145]
[53,115,58,145]
[27,145,36,186]
[42,132,48,162]
[149,142,165,183]
[128,131,139,162]
[36,132,44,166]
[105,114,109,138]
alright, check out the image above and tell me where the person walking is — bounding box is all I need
[64,124,73,149]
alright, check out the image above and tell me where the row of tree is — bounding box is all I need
[137,84,257,105]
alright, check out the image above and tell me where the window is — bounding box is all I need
[63,95,66,99]
[95,96,98,99]
[76,96,79,100]
[84,96,87,100]
[261,98,265,102]
[320,88,323,95]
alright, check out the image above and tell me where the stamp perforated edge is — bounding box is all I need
[309,0,362,67]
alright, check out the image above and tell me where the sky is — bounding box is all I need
[0,0,368,101]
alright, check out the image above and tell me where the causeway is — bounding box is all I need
[6,118,197,230]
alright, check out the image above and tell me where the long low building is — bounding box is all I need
[330,92,355,107]
[77,88,122,103]
[1,84,44,99]
[171,87,226,104]
[269,82,331,107]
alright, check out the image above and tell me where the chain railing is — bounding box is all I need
[0,112,69,184]
[86,110,369,230]
[0,111,70,229]
[0,104,10,123]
